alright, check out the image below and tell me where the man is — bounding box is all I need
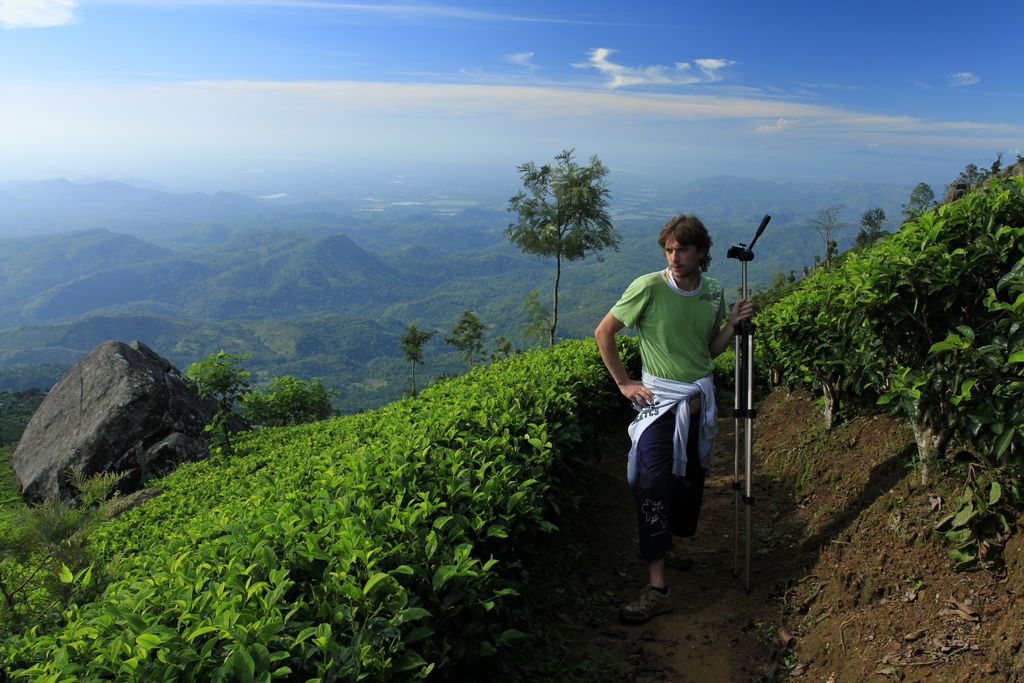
[594,213,754,624]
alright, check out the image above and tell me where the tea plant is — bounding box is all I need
[756,176,1024,567]
[2,339,632,680]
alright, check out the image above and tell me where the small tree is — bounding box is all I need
[490,336,513,362]
[186,351,250,454]
[445,310,485,370]
[506,149,620,345]
[955,163,987,188]
[990,152,1003,177]
[854,207,887,248]
[809,204,847,268]
[902,182,936,221]
[520,290,551,348]
[400,323,436,397]
[241,376,335,427]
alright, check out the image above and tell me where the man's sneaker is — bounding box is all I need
[619,585,672,624]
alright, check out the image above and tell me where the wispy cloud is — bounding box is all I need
[3,79,1019,186]
[573,48,735,89]
[504,52,537,70]
[754,117,796,134]
[90,0,624,25]
[949,71,980,87]
[694,59,734,82]
[799,81,863,92]
[0,0,79,28]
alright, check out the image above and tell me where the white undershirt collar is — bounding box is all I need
[661,268,702,296]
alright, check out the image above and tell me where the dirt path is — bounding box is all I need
[513,413,806,681]
[499,391,1024,682]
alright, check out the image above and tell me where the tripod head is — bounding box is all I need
[727,214,771,262]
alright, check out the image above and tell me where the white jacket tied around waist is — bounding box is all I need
[626,371,718,488]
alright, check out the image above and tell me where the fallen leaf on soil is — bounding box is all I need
[775,627,796,649]
[904,628,926,642]
[929,495,942,512]
[940,598,980,622]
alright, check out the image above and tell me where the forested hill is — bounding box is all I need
[0,175,911,412]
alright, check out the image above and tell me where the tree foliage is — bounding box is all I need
[758,176,1024,567]
[445,310,485,370]
[903,182,936,221]
[855,207,887,248]
[400,323,436,396]
[809,204,846,268]
[240,376,335,427]
[186,351,251,453]
[519,290,551,349]
[506,149,620,345]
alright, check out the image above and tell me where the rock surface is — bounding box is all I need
[13,340,231,502]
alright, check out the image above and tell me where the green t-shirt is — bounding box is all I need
[610,271,726,383]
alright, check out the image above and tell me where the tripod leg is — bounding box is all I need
[743,329,755,593]
[733,335,742,578]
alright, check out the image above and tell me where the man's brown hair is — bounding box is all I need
[658,213,713,272]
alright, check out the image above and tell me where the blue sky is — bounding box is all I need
[1,0,1021,198]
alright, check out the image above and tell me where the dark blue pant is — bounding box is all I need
[635,409,706,562]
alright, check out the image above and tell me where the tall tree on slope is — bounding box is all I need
[506,149,620,345]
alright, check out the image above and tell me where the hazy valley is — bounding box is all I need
[0,175,910,412]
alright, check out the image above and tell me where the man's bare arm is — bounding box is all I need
[595,312,654,406]
[709,298,755,358]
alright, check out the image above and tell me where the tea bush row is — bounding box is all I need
[758,176,1024,567]
[2,338,633,680]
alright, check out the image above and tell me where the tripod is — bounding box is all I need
[727,214,770,593]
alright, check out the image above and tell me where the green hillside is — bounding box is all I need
[0,338,632,680]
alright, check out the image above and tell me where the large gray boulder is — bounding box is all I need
[13,340,234,503]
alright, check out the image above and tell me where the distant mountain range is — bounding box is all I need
[0,176,914,411]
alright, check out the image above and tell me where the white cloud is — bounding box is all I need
[574,48,734,89]
[260,192,288,199]
[695,59,735,82]
[949,71,980,87]
[754,117,795,134]
[505,51,537,70]
[0,0,79,28]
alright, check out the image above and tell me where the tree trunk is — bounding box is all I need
[550,253,561,346]
[911,413,949,487]
[821,376,841,431]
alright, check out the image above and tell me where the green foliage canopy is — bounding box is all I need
[445,310,485,370]
[400,323,437,397]
[240,376,335,427]
[186,350,251,453]
[902,182,936,221]
[506,149,620,345]
[758,176,1024,568]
